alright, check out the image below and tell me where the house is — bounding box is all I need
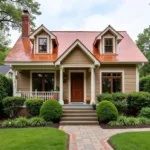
[5,10,148,105]
[0,65,13,78]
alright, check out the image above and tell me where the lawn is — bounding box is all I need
[0,128,67,150]
[109,131,150,150]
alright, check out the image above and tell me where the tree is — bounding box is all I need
[136,26,150,77]
[0,0,41,32]
[0,31,10,64]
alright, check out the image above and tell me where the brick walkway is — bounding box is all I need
[59,125,150,150]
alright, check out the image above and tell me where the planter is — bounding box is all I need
[92,105,96,110]
[86,98,91,104]
[64,101,68,104]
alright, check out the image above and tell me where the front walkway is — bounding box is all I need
[59,125,150,150]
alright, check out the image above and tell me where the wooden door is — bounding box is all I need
[71,73,84,102]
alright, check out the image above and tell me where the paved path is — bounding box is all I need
[59,125,150,150]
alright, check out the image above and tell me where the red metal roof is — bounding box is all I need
[5,31,148,63]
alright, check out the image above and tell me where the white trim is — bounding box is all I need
[100,69,124,94]
[68,70,86,104]
[97,25,123,40]
[61,64,95,68]
[29,25,56,39]
[55,40,100,66]
[102,36,115,54]
[30,71,56,92]
[136,66,139,92]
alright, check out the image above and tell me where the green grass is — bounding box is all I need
[0,128,67,150]
[109,131,150,150]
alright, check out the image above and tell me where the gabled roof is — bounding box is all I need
[55,39,100,66]
[29,25,57,40]
[0,65,11,75]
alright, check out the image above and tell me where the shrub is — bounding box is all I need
[96,100,118,122]
[140,75,150,92]
[127,117,140,126]
[139,107,150,118]
[138,117,150,124]
[14,117,29,127]
[40,100,63,122]
[127,92,150,115]
[0,74,12,117]
[28,117,52,126]
[2,119,15,127]
[26,98,43,116]
[97,93,112,102]
[2,96,26,118]
[112,93,127,102]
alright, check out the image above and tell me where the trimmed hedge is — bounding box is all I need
[97,93,127,114]
[139,107,150,119]
[127,92,150,115]
[96,100,118,122]
[2,96,25,118]
[26,98,43,116]
[0,74,12,117]
[40,100,63,122]
[140,75,150,92]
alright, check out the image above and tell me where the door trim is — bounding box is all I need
[68,70,86,104]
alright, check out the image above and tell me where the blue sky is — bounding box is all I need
[10,0,150,46]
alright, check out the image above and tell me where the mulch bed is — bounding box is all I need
[100,123,150,129]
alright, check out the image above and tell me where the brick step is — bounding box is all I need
[61,116,98,121]
[60,120,99,125]
[63,110,95,113]
[62,113,97,117]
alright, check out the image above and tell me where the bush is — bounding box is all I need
[28,117,52,126]
[2,119,15,127]
[97,93,113,102]
[40,100,63,122]
[96,100,118,122]
[140,75,150,92]
[139,107,150,118]
[14,117,29,127]
[26,98,43,116]
[2,96,25,118]
[112,93,127,102]
[127,92,150,115]
[0,74,12,117]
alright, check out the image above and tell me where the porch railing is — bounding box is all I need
[19,91,59,102]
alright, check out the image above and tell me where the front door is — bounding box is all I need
[71,73,84,102]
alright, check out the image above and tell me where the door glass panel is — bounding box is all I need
[102,78,111,93]
[113,78,121,92]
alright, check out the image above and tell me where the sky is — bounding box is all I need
[10,0,150,46]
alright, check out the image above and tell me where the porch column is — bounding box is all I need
[59,67,64,105]
[12,70,16,96]
[91,67,95,104]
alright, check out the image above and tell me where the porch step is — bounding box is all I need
[60,107,98,125]
[61,117,98,121]
[60,120,99,125]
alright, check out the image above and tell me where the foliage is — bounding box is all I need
[0,74,12,117]
[14,117,29,127]
[0,0,41,32]
[2,119,15,127]
[109,132,150,150]
[127,92,150,115]
[97,93,127,114]
[108,116,150,126]
[136,26,150,77]
[96,100,118,122]
[28,117,52,127]
[40,100,63,122]
[2,96,25,118]
[139,107,150,118]
[26,98,43,116]
[140,75,150,92]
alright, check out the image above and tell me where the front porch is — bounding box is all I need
[12,64,97,105]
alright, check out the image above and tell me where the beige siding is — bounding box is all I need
[62,46,94,64]
[98,64,136,94]
[17,70,30,91]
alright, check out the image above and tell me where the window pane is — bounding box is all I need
[113,78,121,92]
[39,39,47,45]
[33,78,42,91]
[102,78,111,93]
[105,46,113,52]
[39,38,47,52]
[39,45,47,51]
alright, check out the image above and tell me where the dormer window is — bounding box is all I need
[39,38,47,53]
[105,38,113,53]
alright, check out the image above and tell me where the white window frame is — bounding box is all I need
[68,70,86,104]
[30,71,56,92]
[100,69,124,94]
